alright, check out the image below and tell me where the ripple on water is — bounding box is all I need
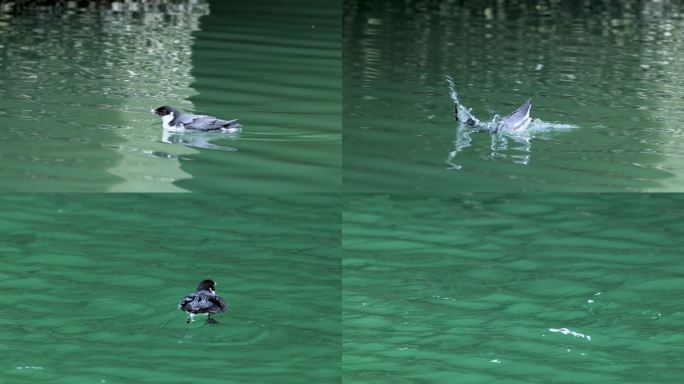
[344,194,684,383]
[344,0,684,192]
[0,0,340,192]
[0,194,340,383]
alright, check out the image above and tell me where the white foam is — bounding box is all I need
[549,327,592,341]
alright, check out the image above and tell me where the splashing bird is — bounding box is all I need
[446,76,533,132]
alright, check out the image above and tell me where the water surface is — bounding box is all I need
[0,0,339,192]
[343,194,684,383]
[0,194,340,383]
[343,0,684,192]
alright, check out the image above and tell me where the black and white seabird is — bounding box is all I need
[151,106,241,133]
[178,279,227,324]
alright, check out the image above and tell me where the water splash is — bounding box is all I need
[548,327,592,341]
[445,75,577,169]
[446,75,482,128]
[445,75,459,104]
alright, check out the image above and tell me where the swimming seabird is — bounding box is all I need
[151,106,241,133]
[178,279,227,324]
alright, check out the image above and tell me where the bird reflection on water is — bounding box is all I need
[447,126,534,170]
[161,129,238,151]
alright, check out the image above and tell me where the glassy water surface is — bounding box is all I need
[344,194,684,383]
[0,0,340,192]
[344,0,684,192]
[0,194,340,383]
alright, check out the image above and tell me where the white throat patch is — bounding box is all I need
[161,112,176,130]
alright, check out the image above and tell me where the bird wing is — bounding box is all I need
[179,292,227,312]
[208,295,227,312]
[179,114,239,131]
[501,98,532,127]
[178,293,197,311]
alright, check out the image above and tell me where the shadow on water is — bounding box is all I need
[344,0,684,192]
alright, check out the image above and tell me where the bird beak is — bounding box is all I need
[150,109,156,114]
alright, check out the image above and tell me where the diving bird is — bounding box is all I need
[455,96,533,132]
[447,77,533,132]
[151,106,241,133]
[178,279,227,324]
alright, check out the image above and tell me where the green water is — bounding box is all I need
[344,194,684,383]
[0,194,340,383]
[343,0,684,192]
[0,0,340,192]
[4,0,684,382]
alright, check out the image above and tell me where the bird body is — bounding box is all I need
[178,279,227,323]
[152,106,241,133]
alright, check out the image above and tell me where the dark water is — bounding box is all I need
[343,0,684,192]
[0,0,339,192]
[0,194,340,383]
[344,194,684,383]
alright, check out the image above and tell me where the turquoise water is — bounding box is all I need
[4,1,684,382]
[0,0,340,192]
[0,194,340,383]
[344,194,684,383]
[343,0,684,192]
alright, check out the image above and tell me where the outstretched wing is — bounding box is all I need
[501,98,532,130]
